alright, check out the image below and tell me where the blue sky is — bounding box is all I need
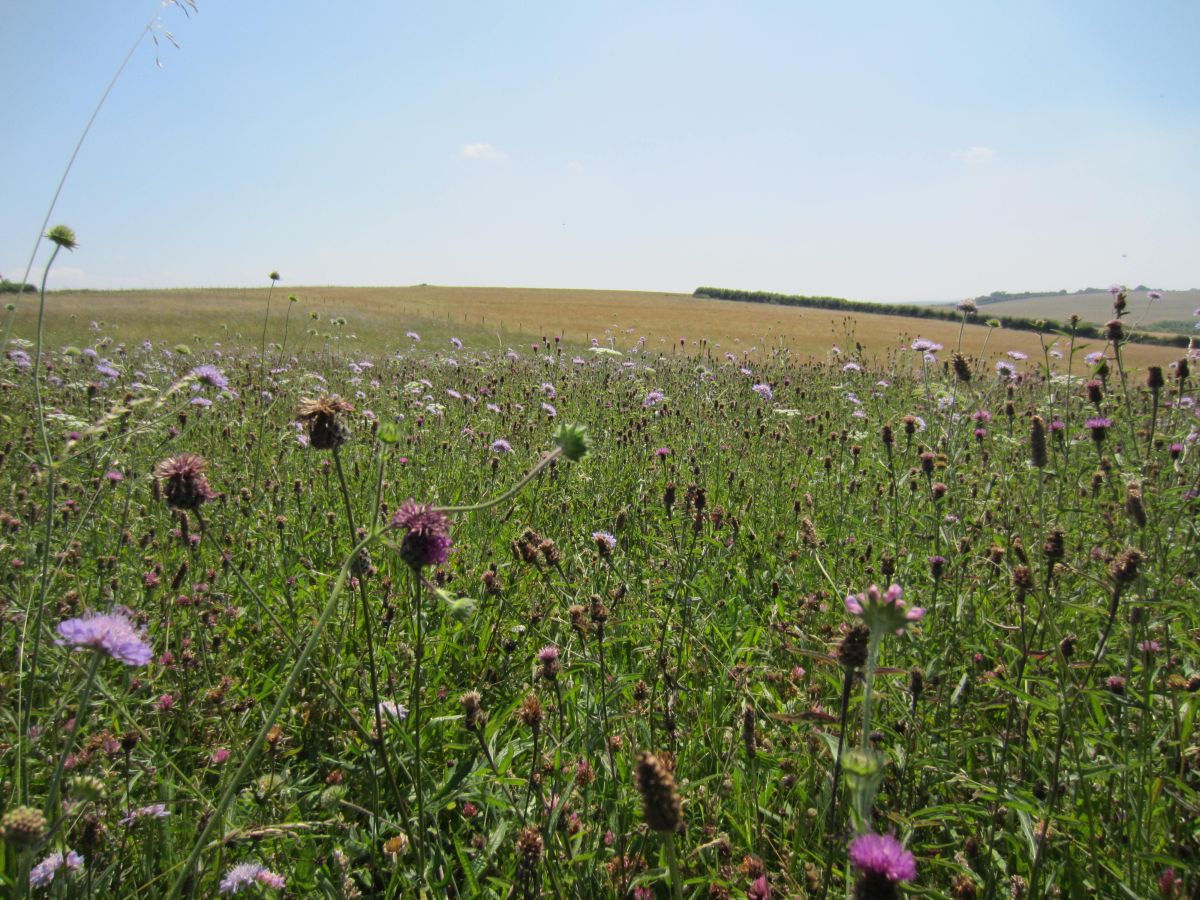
[3,1,1198,301]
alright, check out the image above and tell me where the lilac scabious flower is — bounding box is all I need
[849,832,917,890]
[406,331,421,341]
[190,364,228,390]
[7,349,32,370]
[29,849,84,888]
[119,803,169,825]
[378,700,409,721]
[845,584,924,637]
[1006,350,1028,361]
[541,402,557,417]
[57,608,152,666]
[190,397,212,408]
[391,499,452,569]
[1085,351,1105,366]
[643,390,665,408]
[219,862,286,894]
[910,338,942,353]
[95,363,120,380]
[491,438,513,454]
[751,383,773,401]
[450,336,463,349]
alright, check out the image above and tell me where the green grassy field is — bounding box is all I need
[960,289,1200,331]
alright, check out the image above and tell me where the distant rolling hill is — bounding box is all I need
[954,289,1200,334]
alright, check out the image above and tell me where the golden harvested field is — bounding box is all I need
[8,284,1186,368]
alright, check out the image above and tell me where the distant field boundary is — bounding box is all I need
[693,286,1190,348]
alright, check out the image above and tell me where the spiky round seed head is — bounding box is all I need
[297,396,353,450]
[1030,416,1048,468]
[634,751,684,833]
[1110,548,1144,585]
[951,352,972,383]
[517,693,544,729]
[154,453,216,511]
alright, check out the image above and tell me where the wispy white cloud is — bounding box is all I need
[460,142,505,161]
[956,146,996,166]
[566,160,584,173]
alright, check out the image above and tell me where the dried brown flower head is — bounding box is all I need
[297,395,354,450]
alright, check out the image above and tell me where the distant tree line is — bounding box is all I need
[692,286,1189,348]
[0,279,36,294]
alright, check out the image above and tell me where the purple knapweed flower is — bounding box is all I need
[845,584,924,636]
[56,608,152,666]
[849,832,917,886]
[592,530,617,557]
[391,499,452,569]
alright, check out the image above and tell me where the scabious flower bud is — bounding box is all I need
[552,423,591,462]
[46,224,78,250]
[1,805,47,849]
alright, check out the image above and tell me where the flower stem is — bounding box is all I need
[166,528,380,898]
[44,650,103,818]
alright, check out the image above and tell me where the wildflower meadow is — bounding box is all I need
[1,249,1198,899]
